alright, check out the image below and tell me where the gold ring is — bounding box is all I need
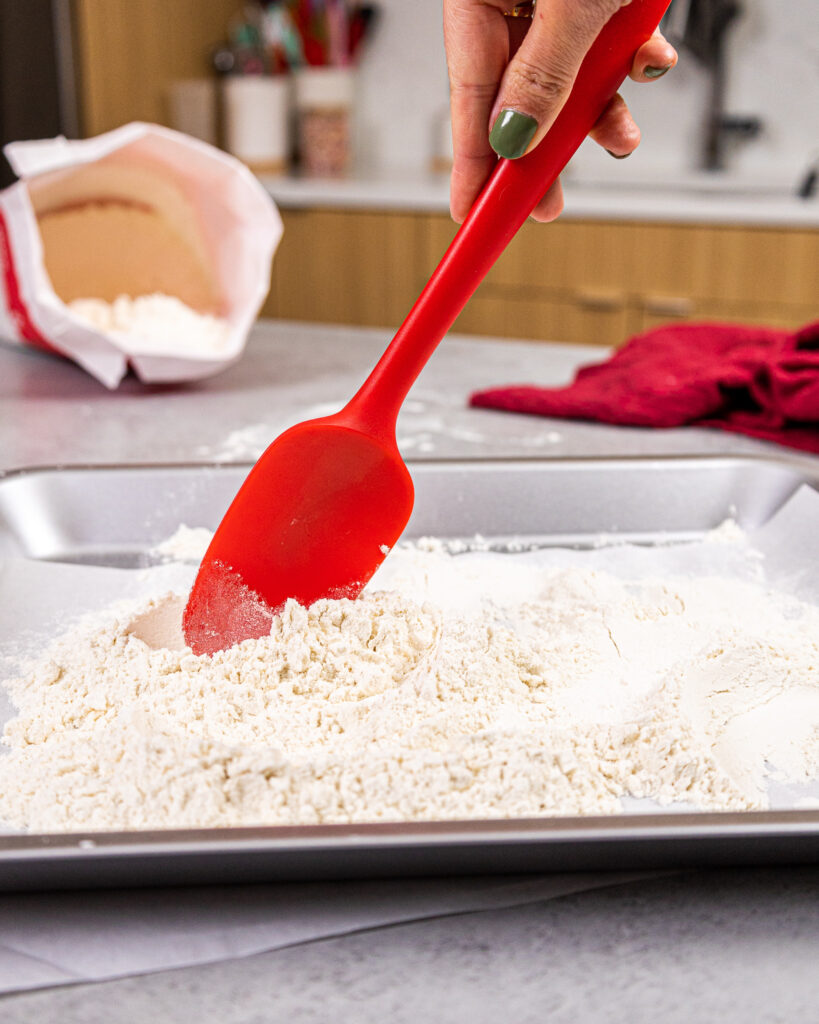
[503,1,536,17]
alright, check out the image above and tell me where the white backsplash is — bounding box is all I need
[355,0,819,191]
[353,0,449,176]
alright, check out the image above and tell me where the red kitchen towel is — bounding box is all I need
[470,320,819,454]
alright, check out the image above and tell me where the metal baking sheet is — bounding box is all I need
[1,454,818,890]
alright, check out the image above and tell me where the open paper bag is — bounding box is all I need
[0,122,283,387]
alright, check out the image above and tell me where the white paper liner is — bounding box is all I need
[0,870,661,996]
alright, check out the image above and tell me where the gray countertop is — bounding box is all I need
[0,318,798,468]
[1,320,818,1023]
[259,172,819,228]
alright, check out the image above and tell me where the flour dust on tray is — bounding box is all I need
[2,539,819,832]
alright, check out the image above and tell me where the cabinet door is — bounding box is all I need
[423,214,638,295]
[265,209,423,327]
[455,291,630,347]
[630,222,819,309]
[265,210,816,340]
[694,227,819,308]
[626,222,706,304]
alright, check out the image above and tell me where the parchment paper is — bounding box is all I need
[0,870,663,995]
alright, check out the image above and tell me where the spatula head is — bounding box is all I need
[183,419,414,656]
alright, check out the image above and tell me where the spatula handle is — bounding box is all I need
[346,0,672,436]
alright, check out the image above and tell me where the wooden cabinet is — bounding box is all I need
[266,210,425,327]
[423,217,635,295]
[452,289,632,347]
[627,223,818,336]
[420,216,634,343]
[72,0,241,136]
[266,209,817,346]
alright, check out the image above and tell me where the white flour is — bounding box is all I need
[1,539,819,833]
[152,525,216,563]
[69,293,230,356]
[194,394,564,463]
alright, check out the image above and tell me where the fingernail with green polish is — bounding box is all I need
[490,109,538,159]
[606,149,631,160]
[644,64,671,79]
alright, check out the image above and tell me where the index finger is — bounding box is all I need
[489,0,628,159]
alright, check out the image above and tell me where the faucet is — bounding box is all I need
[798,159,818,199]
[664,0,762,171]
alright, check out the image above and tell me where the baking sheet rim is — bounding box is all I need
[3,449,819,477]
[3,808,819,860]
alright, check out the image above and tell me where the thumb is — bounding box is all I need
[489,0,627,159]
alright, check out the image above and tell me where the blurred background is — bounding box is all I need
[2,0,816,348]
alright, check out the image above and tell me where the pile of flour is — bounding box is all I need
[69,294,230,356]
[1,536,819,833]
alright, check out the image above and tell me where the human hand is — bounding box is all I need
[444,0,677,222]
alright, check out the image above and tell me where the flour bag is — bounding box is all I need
[0,122,283,387]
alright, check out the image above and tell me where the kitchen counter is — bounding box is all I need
[0,319,810,467]
[1,320,818,1023]
[260,171,819,228]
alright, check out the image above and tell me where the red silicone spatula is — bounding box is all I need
[184,0,672,656]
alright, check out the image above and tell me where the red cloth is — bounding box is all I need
[470,320,819,454]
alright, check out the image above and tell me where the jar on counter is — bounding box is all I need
[223,75,290,175]
[294,67,355,178]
